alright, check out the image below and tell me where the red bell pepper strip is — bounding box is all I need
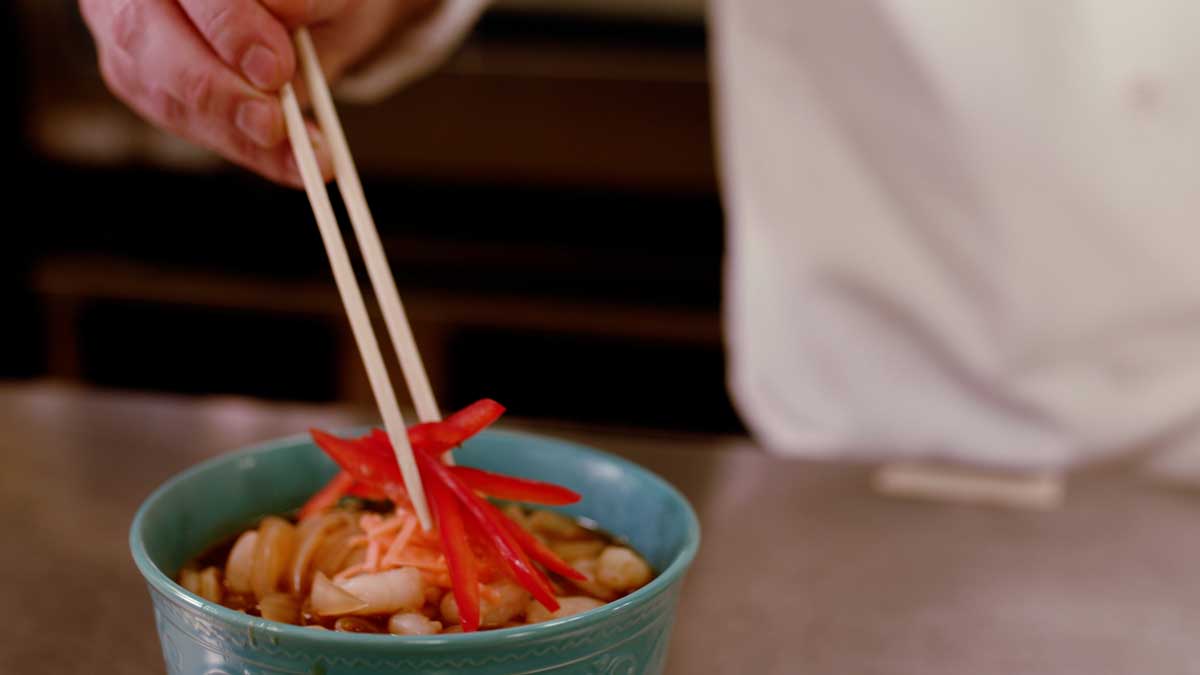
[450,466,581,506]
[345,481,388,500]
[443,399,505,440]
[407,422,465,455]
[425,467,480,632]
[311,399,507,492]
[463,508,507,584]
[298,469,391,520]
[297,471,356,521]
[493,506,587,581]
[406,400,506,456]
[419,452,559,612]
[310,428,403,493]
[308,400,590,622]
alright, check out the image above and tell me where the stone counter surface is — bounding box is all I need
[2,382,1196,674]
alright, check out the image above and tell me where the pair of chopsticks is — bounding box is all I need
[280,28,438,531]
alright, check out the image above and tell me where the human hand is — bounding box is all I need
[80,0,436,187]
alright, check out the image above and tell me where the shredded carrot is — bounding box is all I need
[363,514,407,539]
[365,539,382,573]
[322,504,448,584]
[408,523,441,547]
[334,563,365,582]
[380,516,418,567]
[385,557,447,572]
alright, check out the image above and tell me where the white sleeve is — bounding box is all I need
[333,0,491,104]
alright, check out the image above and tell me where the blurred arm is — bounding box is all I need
[333,0,491,103]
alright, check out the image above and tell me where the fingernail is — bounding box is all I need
[236,100,279,148]
[241,44,280,89]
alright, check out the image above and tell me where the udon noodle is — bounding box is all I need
[180,503,652,634]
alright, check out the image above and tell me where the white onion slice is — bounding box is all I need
[251,516,297,599]
[225,530,259,594]
[312,525,360,576]
[311,571,368,616]
[290,514,344,595]
[338,568,425,616]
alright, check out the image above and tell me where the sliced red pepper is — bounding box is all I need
[407,422,464,455]
[310,428,403,492]
[493,506,587,581]
[450,465,581,506]
[310,400,506,490]
[345,481,388,500]
[463,508,507,584]
[297,471,355,521]
[307,400,591,622]
[419,453,559,612]
[443,399,505,441]
[406,400,506,456]
[425,467,480,632]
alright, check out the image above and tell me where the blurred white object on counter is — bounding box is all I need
[1142,443,1200,486]
[874,462,1064,511]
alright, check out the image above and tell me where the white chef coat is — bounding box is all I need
[344,1,1200,470]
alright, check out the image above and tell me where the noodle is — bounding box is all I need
[179,504,653,634]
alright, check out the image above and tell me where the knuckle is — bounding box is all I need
[110,0,144,56]
[199,3,241,51]
[149,89,189,132]
[177,67,216,115]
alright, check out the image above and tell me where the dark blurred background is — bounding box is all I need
[4,0,741,433]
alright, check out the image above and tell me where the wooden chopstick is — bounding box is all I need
[279,75,433,531]
[293,29,443,429]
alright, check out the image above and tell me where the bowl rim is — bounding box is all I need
[130,428,701,649]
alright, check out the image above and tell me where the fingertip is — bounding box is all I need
[306,124,336,183]
[275,125,331,187]
[235,98,286,149]
[240,43,284,91]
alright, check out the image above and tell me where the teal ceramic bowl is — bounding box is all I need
[131,430,700,674]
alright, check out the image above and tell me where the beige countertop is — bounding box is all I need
[2,381,1198,674]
